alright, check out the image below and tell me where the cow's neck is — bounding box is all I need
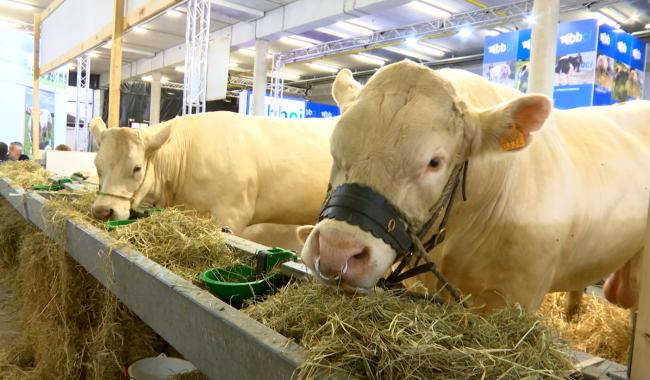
[138,128,186,208]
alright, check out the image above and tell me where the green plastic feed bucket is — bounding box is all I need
[200,264,280,307]
[104,219,136,231]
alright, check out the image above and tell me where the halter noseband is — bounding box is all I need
[96,161,150,206]
[318,160,468,304]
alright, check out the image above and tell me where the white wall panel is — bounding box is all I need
[126,0,149,13]
[40,0,113,67]
[207,32,232,101]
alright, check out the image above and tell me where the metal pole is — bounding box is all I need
[108,0,125,127]
[150,72,162,124]
[182,0,211,115]
[252,39,269,116]
[527,0,559,96]
[32,13,41,158]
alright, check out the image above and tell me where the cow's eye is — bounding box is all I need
[428,158,441,170]
[133,165,142,174]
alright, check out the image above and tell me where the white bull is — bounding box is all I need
[90,112,334,248]
[298,60,650,312]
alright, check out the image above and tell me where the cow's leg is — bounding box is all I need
[603,251,642,309]
[564,290,583,321]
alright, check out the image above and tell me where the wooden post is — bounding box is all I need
[630,197,650,379]
[32,13,41,158]
[107,0,125,128]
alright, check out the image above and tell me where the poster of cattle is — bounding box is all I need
[24,87,55,153]
[482,30,518,88]
[483,19,645,109]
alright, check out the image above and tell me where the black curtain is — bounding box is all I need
[102,81,183,127]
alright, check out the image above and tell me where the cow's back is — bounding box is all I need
[156,111,335,225]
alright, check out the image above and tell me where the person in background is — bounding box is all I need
[9,142,29,161]
[0,142,8,162]
[55,144,72,151]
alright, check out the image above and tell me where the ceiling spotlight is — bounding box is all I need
[405,36,418,46]
[0,1,33,11]
[458,27,472,38]
[525,14,536,25]
[354,53,387,66]
[645,23,650,29]
[408,1,451,18]
[315,27,351,39]
[306,62,339,73]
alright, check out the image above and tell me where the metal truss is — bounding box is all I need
[269,55,285,117]
[163,81,185,91]
[74,55,91,152]
[274,0,623,65]
[268,0,623,113]
[229,75,308,97]
[182,0,211,115]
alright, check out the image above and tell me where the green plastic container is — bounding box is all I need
[31,184,64,191]
[199,264,277,307]
[200,247,297,306]
[104,219,136,231]
[31,177,73,192]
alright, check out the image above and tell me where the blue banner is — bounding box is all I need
[630,38,646,70]
[483,31,518,63]
[517,29,531,61]
[556,19,598,56]
[305,102,340,118]
[553,19,598,109]
[597,24,618,58]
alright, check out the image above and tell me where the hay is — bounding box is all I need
[110,208,251,282]
[42,191,102,239]
[0,161,51,189]
[169,370,209,380]
[539,292,631,364]
[0,226,163,380]
[0,199,32,269]
[245,282,574,380]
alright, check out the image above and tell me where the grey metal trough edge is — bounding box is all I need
[0,178,307,380]
[0,177,630,380]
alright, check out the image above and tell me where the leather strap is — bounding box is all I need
[319,183,412,256]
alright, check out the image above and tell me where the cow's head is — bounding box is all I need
[298,61,551,290]
[89,117,172,221]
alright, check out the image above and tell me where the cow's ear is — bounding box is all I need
[332,69,362,113]
[141,122,173,153]
[89,117,107,147]
[473,94,552,153]
[296,225,315,244]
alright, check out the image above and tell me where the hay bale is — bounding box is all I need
[169,370,209,380]
[0,161,50,189]
[111,208,251,282]
[245,282,574,379]
[13,229,163,380]
[0,199,32,269]
[539,292,631,364]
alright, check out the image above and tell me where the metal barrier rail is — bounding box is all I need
[0,177,629,380]
[0,177,307,380]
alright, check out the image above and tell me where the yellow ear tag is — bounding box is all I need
[499,124,526,151]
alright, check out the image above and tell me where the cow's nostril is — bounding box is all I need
[108,209,114,218]
[351,247,370,263]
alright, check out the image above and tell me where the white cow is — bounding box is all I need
[298,60,650,312]
[90,112,335,249]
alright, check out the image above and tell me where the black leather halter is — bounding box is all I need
[318,160,468,303]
